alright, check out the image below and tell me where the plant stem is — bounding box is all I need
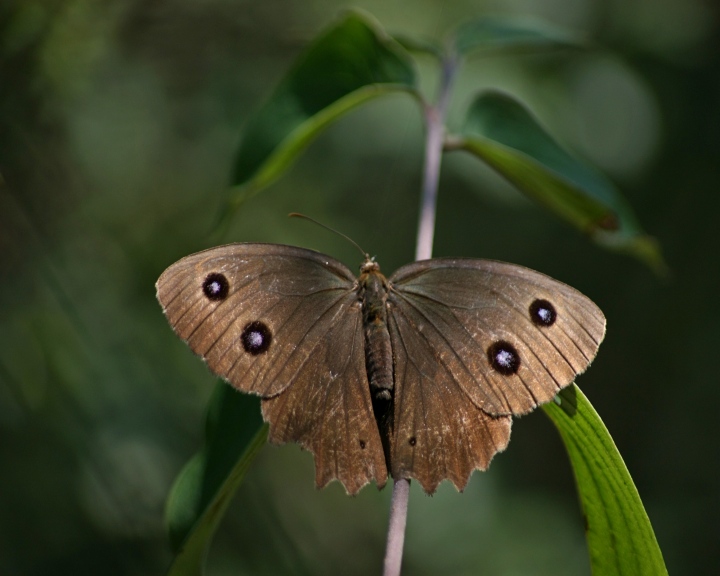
[383,479,410,576]
[415,51,457,261]
[383,49,459,576]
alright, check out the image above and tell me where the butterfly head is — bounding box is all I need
[360,255,380,274]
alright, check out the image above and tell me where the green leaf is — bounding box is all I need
[229,10,417,207]
[454,15,586,55]
[543,385,668,576]
[166,382,267,576]
[456,91,665,273]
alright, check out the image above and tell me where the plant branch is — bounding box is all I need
[383,49,459,576]
[383,479,411,576]
[415,50,458,261]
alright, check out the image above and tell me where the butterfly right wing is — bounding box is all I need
[385,257,604,493]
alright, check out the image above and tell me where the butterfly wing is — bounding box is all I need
[386,258,605,492]
[156,243,387,493]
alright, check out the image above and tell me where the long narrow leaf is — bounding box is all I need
[543,385,668,575]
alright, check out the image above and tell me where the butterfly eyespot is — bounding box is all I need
[529,299,557,327]
[487,340,521,375]
[202,273,229,301]
[359,440,366,450]
[408,437,416,447]
[241,321,272,355]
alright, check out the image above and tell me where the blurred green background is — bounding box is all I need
[1,0,717,574]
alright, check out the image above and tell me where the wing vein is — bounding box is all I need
[391,291,515,410]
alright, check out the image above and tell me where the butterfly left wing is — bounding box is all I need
[386,258,605,492]
[156,243,387,494]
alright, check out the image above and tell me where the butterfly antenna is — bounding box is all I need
[288,213,369,260]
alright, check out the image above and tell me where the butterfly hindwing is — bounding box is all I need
[387,303,512,493]
[262,299,388,494]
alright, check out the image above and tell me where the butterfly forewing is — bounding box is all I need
[156,244,358,398]
[388,258,606,417]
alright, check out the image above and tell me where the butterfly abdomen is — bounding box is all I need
[360,271,394,403]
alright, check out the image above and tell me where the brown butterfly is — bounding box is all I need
[156,243,605,495]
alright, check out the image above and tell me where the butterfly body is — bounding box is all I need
[358,262,394,404]
[157,243,605,494]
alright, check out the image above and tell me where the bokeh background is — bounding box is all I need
[1,0,718,574]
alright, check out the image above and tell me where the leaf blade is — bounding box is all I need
[165,383,267,576]
[456,90,665,273]
[543,385,668,575]
[229,10,417,206]
[454,15,586,55]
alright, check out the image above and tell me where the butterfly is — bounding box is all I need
[156,243,605,494]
